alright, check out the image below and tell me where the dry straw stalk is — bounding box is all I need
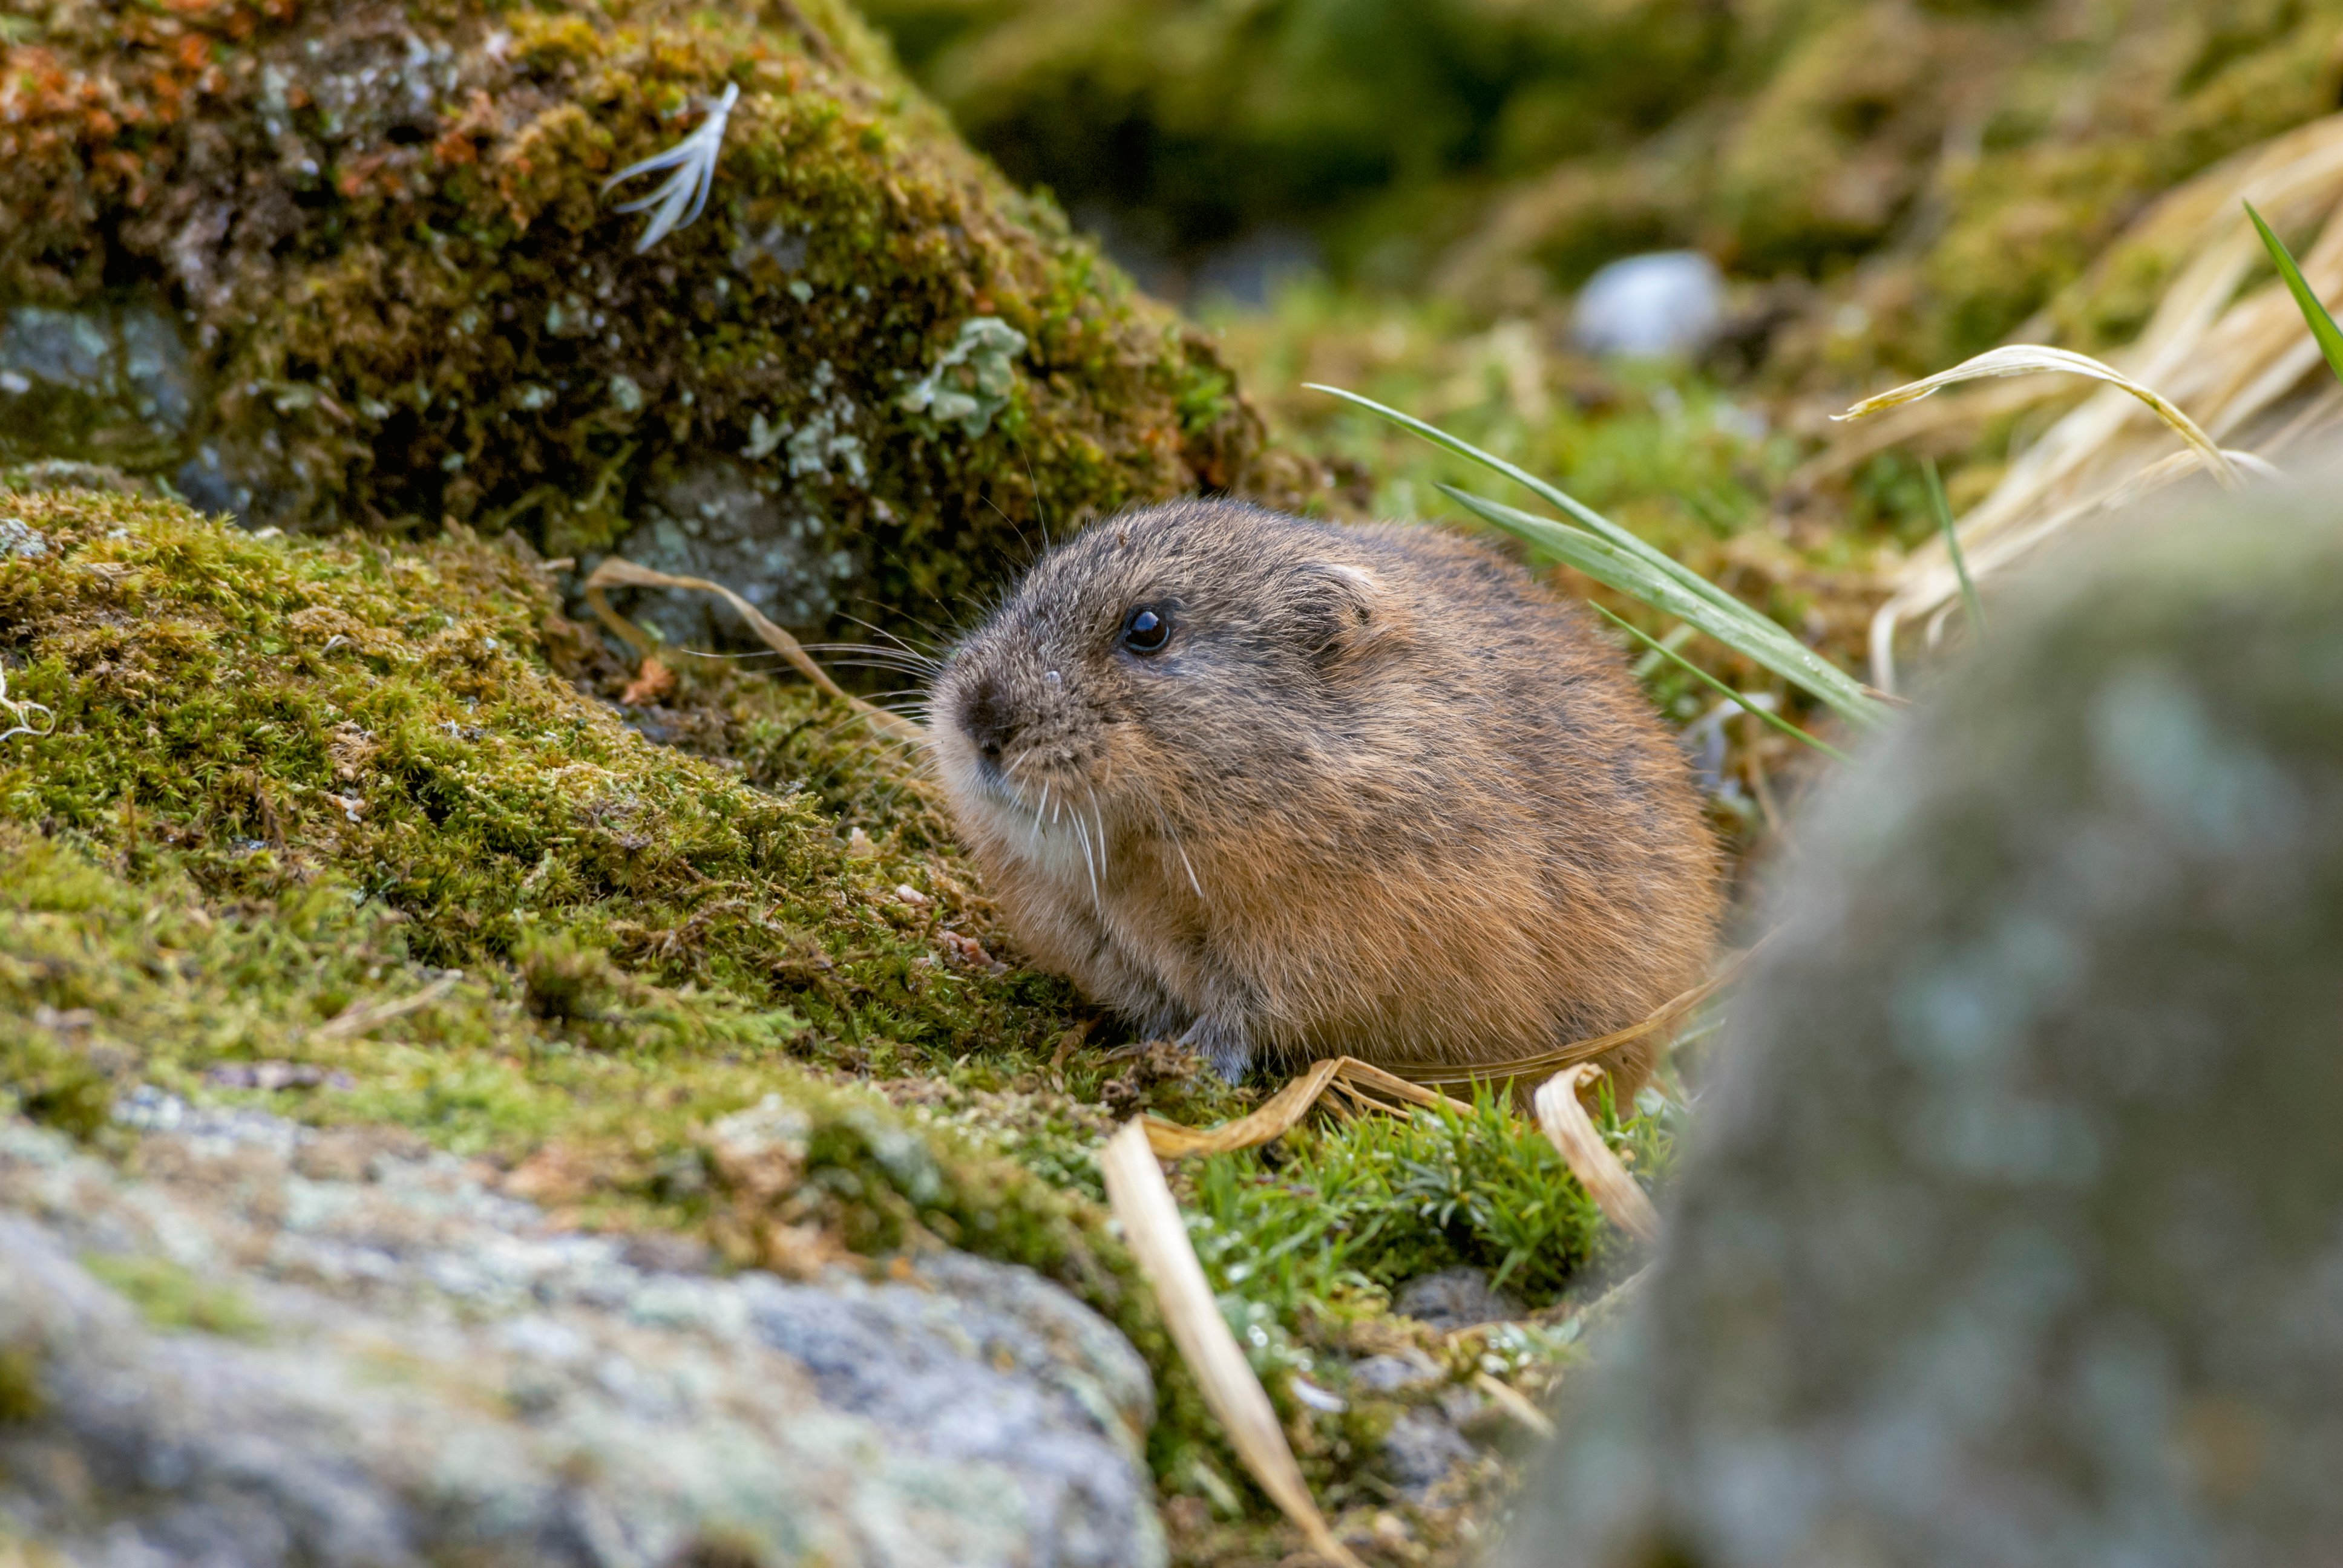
[1099,1122,1368,1568]
[580,557,922,741]
[1830,112,2343,690]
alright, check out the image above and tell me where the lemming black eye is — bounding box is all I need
[1119,606,1172,655]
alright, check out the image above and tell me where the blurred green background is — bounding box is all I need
[863,0,2343,361]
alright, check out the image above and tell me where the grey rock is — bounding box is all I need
[1569,251,1726,359]
[1349,1351,1445,1393]
[0,1102,1162,1568]
[172,444,261,524]
[1380,1411,1478,1496]
[0,304,197,471]
[1392,1267,1524,1333]
[601,457,863,649]
[1499,486,2343,1567]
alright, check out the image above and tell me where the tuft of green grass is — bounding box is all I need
[1184,1085,1676,1357]
[1141,1083,1677,1518]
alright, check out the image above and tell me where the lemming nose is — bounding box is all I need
[956,675,1016,761]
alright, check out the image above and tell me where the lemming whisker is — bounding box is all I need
[805,657,942,678]
[1009,428,1052,550]
[983,493,1040,570]
[1139,776,1205,900]
[803,640,942,668]
[837,609,954,660]
[1072,808,1100,912]
[1084,782,1109,885]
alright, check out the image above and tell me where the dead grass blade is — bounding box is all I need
[1835,345,2241,489]
[1141,1060,1351,1158]
[1099,1121,1368,1568]
[1532,1067,1661,1244]
[580,558,922,742]
[1391,956,1744,1090]
[1138,956,1749,1161]
[1471,1371,1557,1440]
[1139,1057,1467,1160]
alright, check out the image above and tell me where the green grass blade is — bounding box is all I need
[1438,484,1890,730]
[1590,603,1851,762]
[1307,382,1770,629]
[2245,200,2343,387]
[1924,457,1985,638]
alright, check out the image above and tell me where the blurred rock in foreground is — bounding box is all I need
[0,1099,1161,1568]
[1499,481,2343,1568]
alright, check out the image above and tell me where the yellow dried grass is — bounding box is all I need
[1532,1067,1662,1244]
[1827,113,2343,690]
[1833,345,2241,488]
[1138,1056,1464,1159]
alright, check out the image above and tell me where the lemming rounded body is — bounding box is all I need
[929,498,1722,1085]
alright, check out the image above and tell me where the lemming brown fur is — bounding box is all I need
[929,498,1722,1087]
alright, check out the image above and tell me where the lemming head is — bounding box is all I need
[929,497,1398,849]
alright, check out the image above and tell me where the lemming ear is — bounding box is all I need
[1297,562,1409,668]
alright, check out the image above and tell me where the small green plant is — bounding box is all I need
[1925,457,1985,639]
[1591,604,1848,761]
[1310,384,1890,733]
[2246,200,2343,387]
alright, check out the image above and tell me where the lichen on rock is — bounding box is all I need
[0,1103,1166,1567]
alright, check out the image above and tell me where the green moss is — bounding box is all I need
[0,483,1083,1063]
[80,1254,266,1341]
[0,481,1299,1515]
[1725,0,2343,367]
[0,480,1144,1267]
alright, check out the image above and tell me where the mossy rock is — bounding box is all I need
[0,0,1312,648]
[0,478,1152,1280]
